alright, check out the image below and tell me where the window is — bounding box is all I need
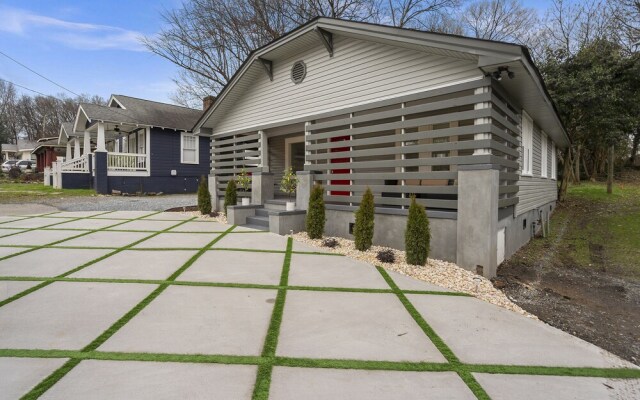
[181,133,199,164]
[541,132,548,178]
[551,142,557,180]
[521,111,533,176]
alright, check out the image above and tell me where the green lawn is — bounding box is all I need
[535,181,640,279]
[0,181,95,201]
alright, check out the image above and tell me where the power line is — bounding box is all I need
[0,77,64,100]
[0,50,81,97]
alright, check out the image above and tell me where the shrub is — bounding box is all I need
[376,249,396,264]
[8,167,21,180]
[223,179,237,214]
[405,195,430,265]
[280,167,298,200]
[237,168,251,192]
[322,237,338,248]
[354,187,375,251]
[306,184,325,239]
[197,175,212,215]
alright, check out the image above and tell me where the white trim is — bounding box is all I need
[180,132,199,164]
[146,127,151,174]
[107,95,126,109]
[521,110,533,176]
[551,141,557,180]
[284,135,305,170]
[541,131,548,178]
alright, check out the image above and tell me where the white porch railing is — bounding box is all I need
[60,155,89,173]
[107,152,148,172]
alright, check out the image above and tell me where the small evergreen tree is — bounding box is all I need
[353,187,375,251]
[306,184,325,239]
[405,195,430,265]
[223,179,237,214]
[197,175,212,215]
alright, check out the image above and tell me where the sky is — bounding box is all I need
[0,1,554,106]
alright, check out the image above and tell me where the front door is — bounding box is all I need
[290,141,305,173]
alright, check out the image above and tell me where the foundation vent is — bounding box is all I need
[291,61,307,84]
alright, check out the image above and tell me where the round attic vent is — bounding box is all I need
[291,61,307,84]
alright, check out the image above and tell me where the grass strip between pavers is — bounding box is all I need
[0,211,170,309]
[376,266,491,400]
[0,211,62,226]
[252,237,293,400]
[19,224,237,400]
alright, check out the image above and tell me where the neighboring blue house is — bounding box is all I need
[54,95,209,194]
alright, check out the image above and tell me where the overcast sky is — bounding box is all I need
[0,0,553,106]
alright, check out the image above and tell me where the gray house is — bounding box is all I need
[193,18,569,278]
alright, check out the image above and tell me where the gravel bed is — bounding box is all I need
[41,194,197,212]
[292,232,536,318]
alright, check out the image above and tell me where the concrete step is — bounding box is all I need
[255,208,271,217]
[246,215,269,228]
[264,200,287,211]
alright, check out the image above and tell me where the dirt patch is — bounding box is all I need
[165,205,199,212]
[498,179,640,365]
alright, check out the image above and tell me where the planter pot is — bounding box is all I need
[286,201,295,211]
[241,198,251,206]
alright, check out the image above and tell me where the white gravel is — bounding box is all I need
[292,232,536,318]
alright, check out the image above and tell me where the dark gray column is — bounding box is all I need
[94,151,108,194]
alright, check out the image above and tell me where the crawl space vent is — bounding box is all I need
[291,61,307,84]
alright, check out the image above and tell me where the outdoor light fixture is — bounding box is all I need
[486,66,515,81]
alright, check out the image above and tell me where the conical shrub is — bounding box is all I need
[306,184,325,239]
[405,195,430,265]
[197,175,212,215]
[354,187,375,251]
[223,179,237,215]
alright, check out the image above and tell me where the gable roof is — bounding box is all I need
[75,96,202,133]
[193,17,569,147]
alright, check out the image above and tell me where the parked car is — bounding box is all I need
[1,160,17,172]
[16,160,36,171]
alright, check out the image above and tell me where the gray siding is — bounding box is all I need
[213,35,482,134]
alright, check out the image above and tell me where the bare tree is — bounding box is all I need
[387,0,461,28]
[610,0,640,51]
[461,0,539,43]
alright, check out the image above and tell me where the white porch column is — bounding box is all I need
[83,131,91,156]
[96,122,106,152]
[66,142,72,160]
[74,138,81,159]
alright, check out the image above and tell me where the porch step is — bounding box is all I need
[264,200,287,211]
[255,208,274,217]
[246,215,269,228]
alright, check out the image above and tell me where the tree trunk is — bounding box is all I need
[574,145,581,184]
[630,127,640,165]
[607,145,614,194]
[559,148,572,202]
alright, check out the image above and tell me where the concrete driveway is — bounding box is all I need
[0,211,638,399]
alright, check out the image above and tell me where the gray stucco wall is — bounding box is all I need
[501,200,556,260]
[324,208,457,262]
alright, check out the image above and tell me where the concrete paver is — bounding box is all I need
[142,212,194,221]
[0,281,155,349]
[277,290,446,362]
[473,373,640,400]
[106,219,179,232]
[407,294,635,368]
[169,221,229,232]
[291,241,333,253]
[3,217,74,229]
[60,231,150,248]
[92,211,156,220]
[181,250,284,285]
[40,360,257,400]
[71,250,197,280]
[133,232,217,249]
[288,253,389,289]
[0,357,69,399]
[0,228,28,237]
[0,246,26,258]
[50,218,124,230]
[0,280,41,301]
[99,286,276,356]
[270,368,476,400]
[50,211,109,218]
[0,248,111,277]
[0,229,88,246]
[213,232,289,251]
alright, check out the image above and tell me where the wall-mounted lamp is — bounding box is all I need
[486,66,515,81]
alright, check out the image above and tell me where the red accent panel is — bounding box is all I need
[329,136,351,196]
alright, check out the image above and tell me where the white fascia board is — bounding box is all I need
[107,95,126,109]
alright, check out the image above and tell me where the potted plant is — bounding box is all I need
[280,167,298,211]
[237,168,252,206]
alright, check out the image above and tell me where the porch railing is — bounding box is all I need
[60,155,88,173]
[107,152,148,172]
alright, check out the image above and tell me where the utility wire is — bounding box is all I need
[0,50,81,97]
[0,77,63,100]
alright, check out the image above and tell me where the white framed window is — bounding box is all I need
[181,133,199,164]
[541,132,548,178]
[551,141,557,180]
[521,111,533,176]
